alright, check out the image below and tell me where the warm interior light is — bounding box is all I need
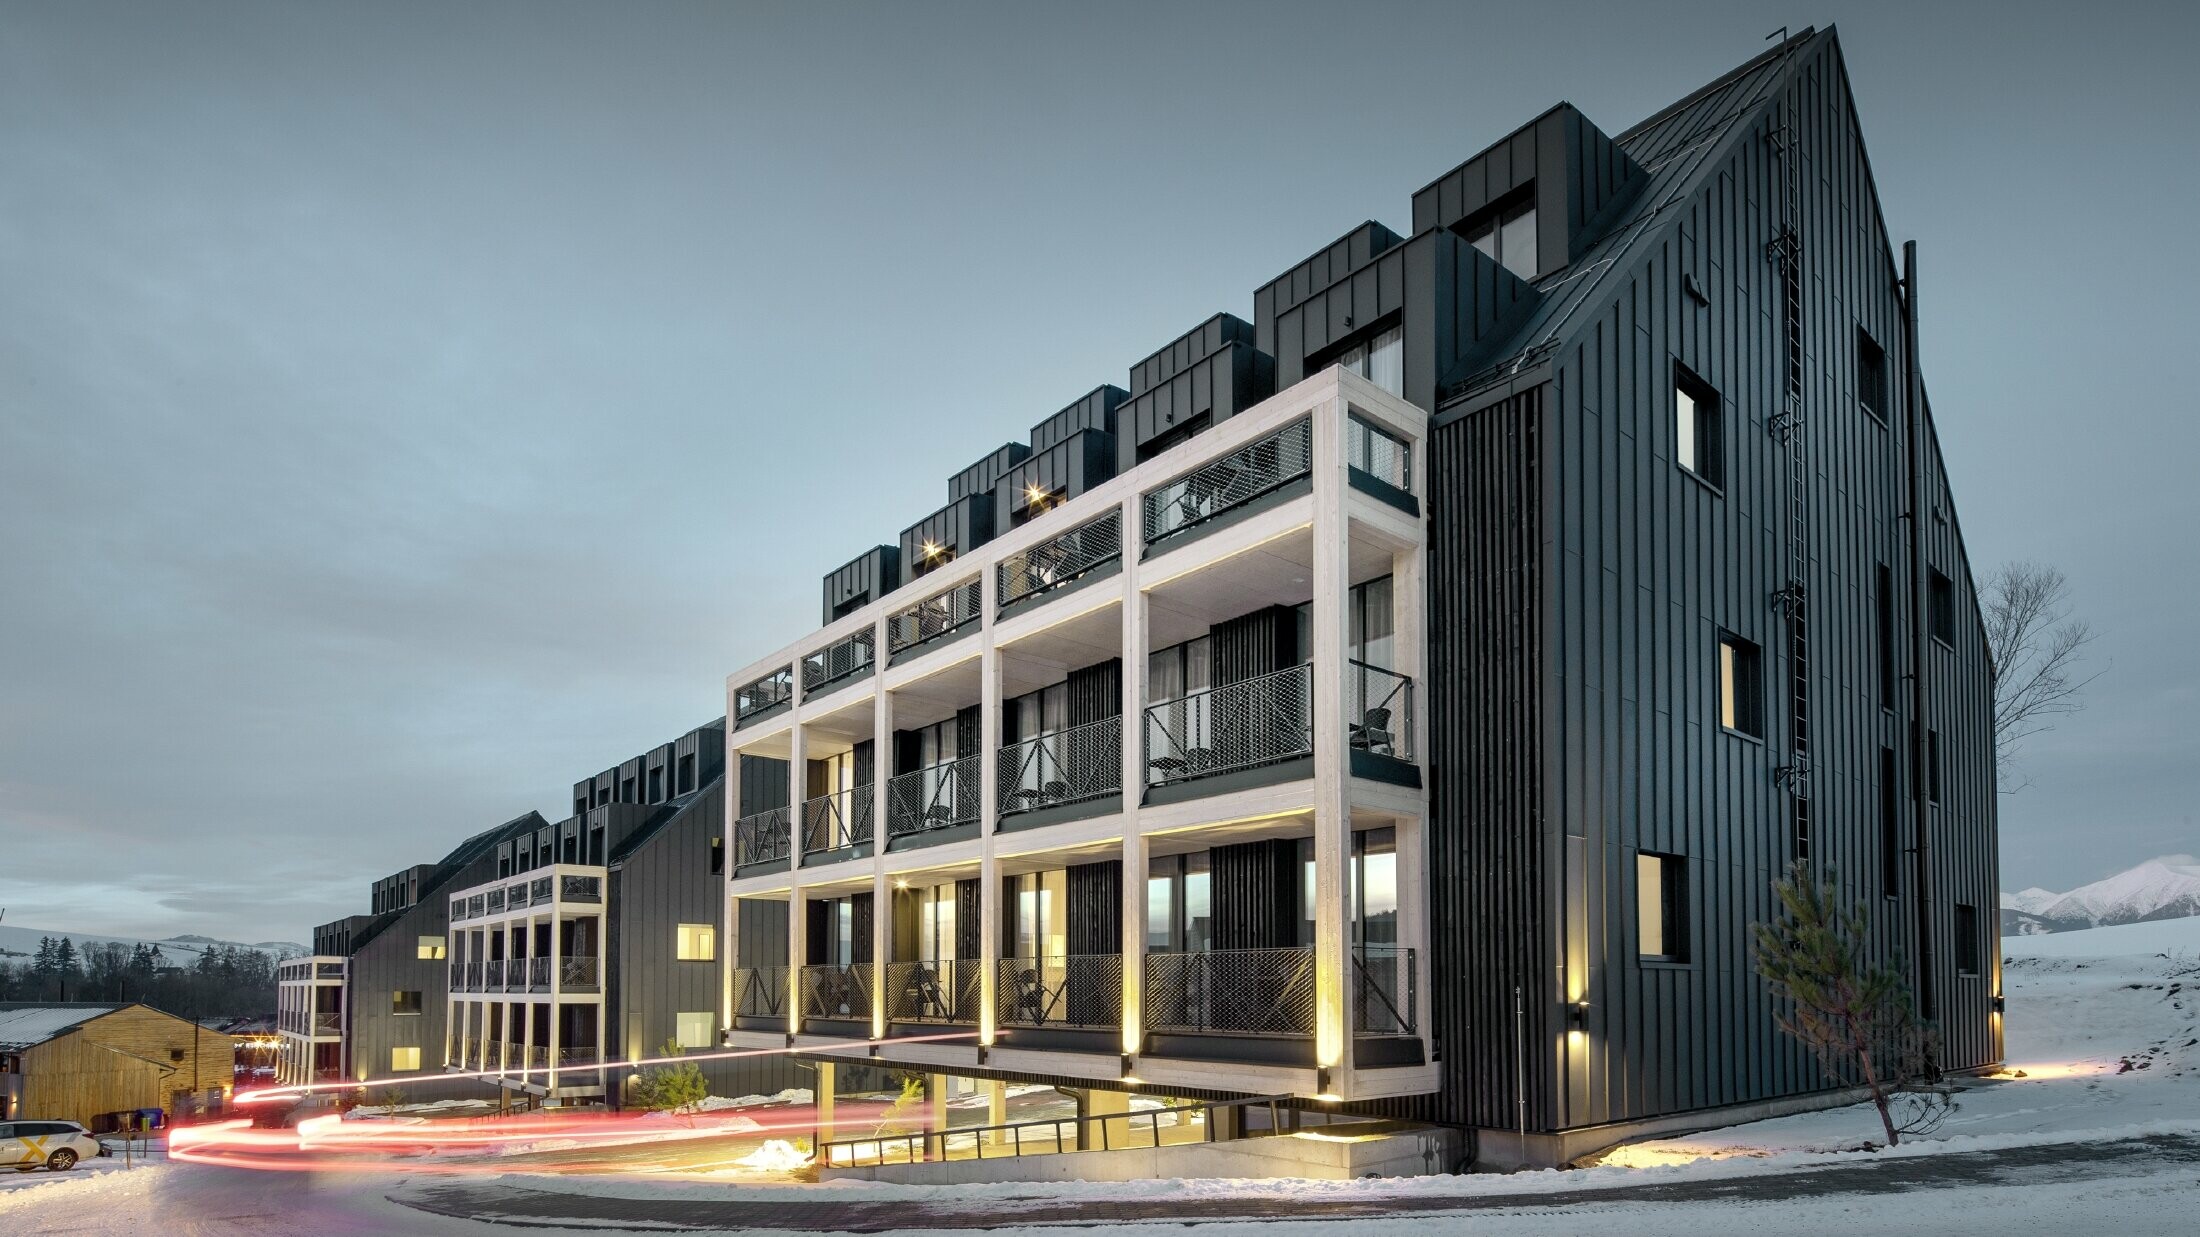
[922,541,944,559]
[1310,1092,1342,1103]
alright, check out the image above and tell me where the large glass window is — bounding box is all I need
[1675,364,1724,487]
[1010,869,1068,959]
[1466,196,1539,280]
[1637,853,1688,963]
[675,1012,714,1049]
[1145,854,1211,952]
[1350,575,1396,670]
[1146,637,1212,704]
[676,923,716,961]
[1353,828,1398,947]
[1333,325,1405,397]
[1719,633,1764,738]
[916,882,959,963]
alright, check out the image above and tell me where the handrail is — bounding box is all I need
[997,715,1121,815]
[1142,946,1316,1035]
[734,666,794,723]
[804,784,875,853]
[735,805,793,866]
[997,507,1123,608]
[735,965,789,1019]
[1143,663,1313,787]
[887,755,979,838]
[995,954,1121,1029]
[818,1092,1305,1168]
[1141,417,1312,548]
[803,628,876,693]
[887,579,982,655]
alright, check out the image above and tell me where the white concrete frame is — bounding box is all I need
[275,956,347,1086]
[719,366,1437,1103]
[441,864,609,1096]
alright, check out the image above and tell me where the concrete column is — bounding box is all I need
[1310,396,1352,1090]
[873,618,893,846]
[1119,504,1148,1060]
[871,868,891,1038]
[815,1061,837,1144]
[788,723,808,872]
[979,584,1003,1045]
[722,727,738,1038]
[787,891,807,1036]
[926,1073,952,1161]
[1083,1086,1131,1152]
[986,1078,1007,1146]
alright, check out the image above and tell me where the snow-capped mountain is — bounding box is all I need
[2001,856,2200,935]
[0,923,307,964]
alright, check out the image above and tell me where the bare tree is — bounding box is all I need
[1982,561,2096,789]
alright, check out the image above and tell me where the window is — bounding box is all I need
[677,753,696,794]
[1010,871,1067,961]
[1877,562,1897,707]
[1718,633,1764,738]
[417,936,446,961]
[709,835,724,876]
[1929,569,1955,646]
[1674,365,1723,486]
[1637,853,1688,962]
[677,923,716,961]
[1332,325,1405,396]
[390,1046,421,1072]
[674,1012,714,1049]
[648,768,664,802]
[1145,853,1212,953]
[1880,747,1901,899]
[1954,904,1980,976]
[1465,193,1539,280]
[1857,328,1888,423]
[392,991,422,1016]
[1929,730,1943,804]
[1346,413,1412,491]
[621,776,637,803]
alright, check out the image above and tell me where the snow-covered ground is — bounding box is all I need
[2,916,2195,1234]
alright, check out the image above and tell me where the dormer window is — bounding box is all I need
[1464,192,1538,280]
[912,540,957,577]
[1330,325,1404,396]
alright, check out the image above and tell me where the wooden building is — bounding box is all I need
[0,1003,235,1129]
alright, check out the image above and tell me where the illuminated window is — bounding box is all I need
[1718,633,1764,738]
[390,1046,421,1072]
[1675,364,1723,486]
[392,991,421,1016]
[1637,853,1688,963]
[416,936,446,961]
[676,923,716,961]
[674,1012,713,1050]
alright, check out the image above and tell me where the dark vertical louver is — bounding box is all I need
[954,879,983,959]
[851,893,874,965]
[1065,861,1122,955]
[738,754,789,816]
[1210,606,1299,684]
[1067,658,1124,725]
[1210,840,1301,950]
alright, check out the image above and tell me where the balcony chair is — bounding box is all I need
[1349,707,1395,755]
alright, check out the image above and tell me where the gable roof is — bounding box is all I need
[1442,26,1828,404]
[348,809,548,953]
[607,772,723,867]
[0,1003,129,1050]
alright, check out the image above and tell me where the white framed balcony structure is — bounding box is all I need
[441,863,609,1100]
[274,955,347,1086]
[722,366,1435,1106]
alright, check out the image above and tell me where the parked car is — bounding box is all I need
[1,1120,105,1171]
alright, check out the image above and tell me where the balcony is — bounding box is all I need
[486,887,506,915]
[803,628,876,695]
[1353,945,1418,1036]
[1142,947,1315,1036]
[885,959,981,1024]
[800,962,871,1025]
[733,805,793,867]
[484,959,505,989]
[1347,661,1415,763]
[560,955,599,992]
[886,756,980,842]
[734,965,789,1022]
[1345,412,1415,513]
[803,785,874,855]
[734,666,794,728]
[1143,664,1312,789]
[463,961,483,992]
[886,578,981,659]
[1140,417,1312,550]
[997,507,1122,612]
[996,954,1121,1030]
[997,716,1121,822]
[527,956,551,991]
[560,873,602,904]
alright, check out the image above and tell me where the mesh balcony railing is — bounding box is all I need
[735,965,789,1020]
[998,716,1121,816]
[484,960,505,989]
[504,881,529,909]
[450,897,466,922]
[735,806,793,866]
[486,888,505,915]
[1141,417,1313,548]
[560,873,603,903]
[560,955,600,990]
[1144,664,1313,787]
[800,962,872,1022]
[311,1011,342,1036]
[734,666,794,724]
[1346,412,1412,492]
[1142,947,1317,1036]
[447,962,462,990]
[997,508,1123,608]
[802,628,876,694]
[886,755,980,839]
[527,956,550,990]
[886,959,982,1023]
[468,893,486,918]
[995,954,1122,1029]
[804,785,875,854]
[530,875,553,903]
[1353,945,1418,1036]
[464,961,483,992]
[1347,661,1414,761]
[887,579,982,655]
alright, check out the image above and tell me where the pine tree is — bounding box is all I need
[1751,862,1948,1146]
[628,1041,710,1116]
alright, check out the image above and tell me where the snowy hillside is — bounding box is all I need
[0,923,306,963]
[2000,855,2200,934]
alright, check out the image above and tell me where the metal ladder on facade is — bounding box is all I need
[1765,31,1812,861]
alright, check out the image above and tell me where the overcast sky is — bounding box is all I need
[3,1,2193,946]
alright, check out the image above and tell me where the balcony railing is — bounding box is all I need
[311,1011,342,1036]
[484,959,505,989]
[734,806,793,866]
[463,961,484,992]
[804,785,875,854]
[886,959,982,1024]
[560,873,602,904]
[998,716,1122,816]
[1141,417,1312,548]
[530,875,553,904]
[887,579,981,656]
[504,880,530,910]
[1143,947,1316,1036]
[486,888,506,915]
[800,962,871,1023]
[1346,412,1412,493]
[802,628,875,694]
[1347,661,1414,761]
[560,955,599,991]
[1144,664,1312,787]
[527,956,551,990]
[316,961,344,980]
[447,961,461,990]
[997,508,1122,609]
[996,954,1122,1029]
[886,755,980,839]
[735,965,789,1020]
[468,893,486,918]
[555,1046,601,1069]
[1353,945,1417,1036]
[450,897,465,922]
[734,666,794,724]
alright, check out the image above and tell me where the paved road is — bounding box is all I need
[391,1131,2200,1231]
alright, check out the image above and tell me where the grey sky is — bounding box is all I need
[3,1,2193,946]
